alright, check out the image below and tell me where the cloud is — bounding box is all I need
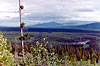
[0,0,100,26]
[75,8,95,12]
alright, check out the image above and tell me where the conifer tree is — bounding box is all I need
[18,0,24,56]
[18,0,29,57]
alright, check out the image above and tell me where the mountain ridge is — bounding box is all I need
[26,21,100,31]
[63,22,100,31]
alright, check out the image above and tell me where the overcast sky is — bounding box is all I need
[0,0,100,26]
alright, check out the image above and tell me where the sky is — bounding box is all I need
[0,0,100,26]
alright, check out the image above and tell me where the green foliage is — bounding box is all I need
[18,33,29,40]
[21,22,25,28]
[23,33,29,40]
[20,5,24,10]
[68,60,94,66]
[23,53,35,66]
[0,32,14,66]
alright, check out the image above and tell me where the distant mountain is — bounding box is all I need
[63,21,94,26]
[62,22,100,31]
[27,21,96,27]
[27,22,63,28]
[26,21,100,31]
[0,22,99,32]
[27,21,89,28]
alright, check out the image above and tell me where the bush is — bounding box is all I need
[0,33,14,66]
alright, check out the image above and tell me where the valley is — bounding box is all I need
[2,31,100,49]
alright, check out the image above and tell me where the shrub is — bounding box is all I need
[0,33,14,66]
